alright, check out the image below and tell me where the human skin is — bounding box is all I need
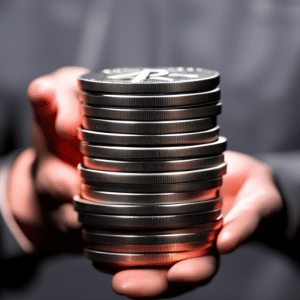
[7,67,284,298]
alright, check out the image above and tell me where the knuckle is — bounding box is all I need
[27,76,54,104]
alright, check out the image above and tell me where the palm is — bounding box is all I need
[112,151,284,298]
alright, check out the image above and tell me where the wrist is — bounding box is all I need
[7,148,40,254]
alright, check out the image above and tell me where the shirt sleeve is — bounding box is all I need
[257,151,300,260]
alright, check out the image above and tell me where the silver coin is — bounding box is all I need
[83,154,224,172]
[78,67,220,94]
[84,246,214,267]
[81,116,217,134]
[73,195,222,215]
[79,88,220,107]
[78,209,221,229]
[83,236,219,252]
[78,126,220,146]
[79,163,227,185]
[81,177,222,193]
[80,185,220,204]
[81,102,222,120]
[86,240,215,253]
[80,136,227,159]
[83,217,223,245]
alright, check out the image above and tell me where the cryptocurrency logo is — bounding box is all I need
[104,68,199,83]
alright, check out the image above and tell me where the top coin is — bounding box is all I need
[78,67,220,94]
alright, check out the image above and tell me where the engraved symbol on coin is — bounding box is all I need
[106,68,199,83]
[107,68,171,82]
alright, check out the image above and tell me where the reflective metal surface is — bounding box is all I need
[74,195,222,215]
[78,209,221,229]
[82,220,222,245]
[82,116,217,134]
[84,246,214,267]
[86,240,214,253]
[80,136,227,159]
[77,66,225,268]
[81,177,223,193]
[79,163,227,184]
[80,185,220,203]
[79,88,220,107]
[81,102,222,120]
[78,67,220,94]
[78,126,219,146]
[82,154,224,172]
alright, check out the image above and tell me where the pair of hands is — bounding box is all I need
[8,67,284,298]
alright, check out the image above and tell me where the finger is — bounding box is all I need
[50,202,81,233]
[111,255,218,299]
[53,67,88,141]
[217,208,259,254]
[28,74,59,157]
[218,177,263,254]
[35,155,80,201]
[28,67,88,143]
[217,177,281,254]
[221,151,250,197]
[112,269,169,299]
[167,255,218,285]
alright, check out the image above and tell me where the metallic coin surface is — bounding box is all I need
[79,88,220,107]
[81,177,222,193]
[83,218,223,245]
[74,195,222,215]
[78,126,220,146]
[80,136,227,159]
[80,185,220,204]
[82,116,217,134]
[81,102,222,120]
[78,67,220,94]
[83,154,224,172]
[78,209,221,229]
[84,246,214,267]
[86,240,214,253]
[79,163,227,185]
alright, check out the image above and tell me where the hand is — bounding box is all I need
[8,66,88,252]
[7,67,285,298]
[111,151,285,298]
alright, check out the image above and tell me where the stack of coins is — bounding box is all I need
[76,67,227,268]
